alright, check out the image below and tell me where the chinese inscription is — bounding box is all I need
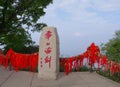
[43,30,53,68]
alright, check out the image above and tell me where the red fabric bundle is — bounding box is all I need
[65,59,70,75]
[60,57,75,75]
[5,49,39,72]
[5,48,14,68]
[68,57,74,72]
[79,56,84,67]
[86,43,101,67]
[102,56,110,71]
[79,60,83,67]
[60,58,70,75]
[110,62,120,76]
[74,58,79,71]
[101,56,108,65]
[2,44,120,76]
[0,54,5,66]
[60,58,67,71]
[29,53,38,72]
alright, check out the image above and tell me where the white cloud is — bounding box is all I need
[41,0,120,34]
[74,31,91,37]
[43,0,119,26]
[34,0,120,56]
[53,0,120,14]
[91,0,120,11]
[74,32,83,37]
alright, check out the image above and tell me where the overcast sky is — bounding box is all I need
[31,0,120,57]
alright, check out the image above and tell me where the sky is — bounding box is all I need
[31,0,120,57]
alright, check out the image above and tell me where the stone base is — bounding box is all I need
[38,72,59,80]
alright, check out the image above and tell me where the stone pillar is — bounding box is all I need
[38,27,59,80]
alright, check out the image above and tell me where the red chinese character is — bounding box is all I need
[40,58,43,67]
[46,42,50,46]
[44,56,51,68]
[45,30,52,40]
[44,47,52,54]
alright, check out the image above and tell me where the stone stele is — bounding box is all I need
[38,27,59,80]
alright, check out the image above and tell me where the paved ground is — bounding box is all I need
[0,66,120,87]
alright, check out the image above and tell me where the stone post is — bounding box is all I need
[38,27,59,80]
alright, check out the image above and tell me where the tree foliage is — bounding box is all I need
[22,45,39,54]
[0,0,53,53]
[101,30,120,62]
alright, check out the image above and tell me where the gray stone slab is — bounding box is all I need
[1,71,33,87]
[58,72,120,87]
[61,84,89,87]
[0,67,13,86]
[0,68,13,79]
[0,66,120,87]
[88,83,120,87]
[76,72,120,87]
[32,73,60,87]
[58,72,87,86]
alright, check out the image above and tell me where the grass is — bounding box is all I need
[97,70,120,83]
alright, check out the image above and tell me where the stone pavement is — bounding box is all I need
[0,66,120,87]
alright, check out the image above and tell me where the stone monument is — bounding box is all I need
[38,27,59,80]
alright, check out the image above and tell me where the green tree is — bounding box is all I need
[23,45,39,54]
[101,30,120,62]
[0,0,53,53]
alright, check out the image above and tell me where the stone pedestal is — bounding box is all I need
[38,27,59,80]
